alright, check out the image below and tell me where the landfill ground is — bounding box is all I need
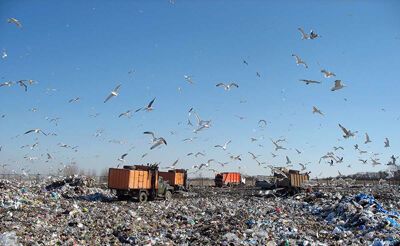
[1,177,400,245]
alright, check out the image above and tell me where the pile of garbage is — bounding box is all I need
[0,177,399,245]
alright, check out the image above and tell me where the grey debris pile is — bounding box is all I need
[0,178,399,245]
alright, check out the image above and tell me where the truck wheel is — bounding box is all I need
[165,190,172,200]
[139,192,148,202]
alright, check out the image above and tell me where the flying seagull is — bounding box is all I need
[338,124,357,139]
[331,80,345,91]
[24,129,47,136]
[364,133,372,144]
[7,18,22,28]
[144,97,156,111]
[216,83,239,91]
[286,156,291,165]
[214,140,231,151]
[312,106,324,116]
[2,50,7,59]
[258,120,267,127]
[309,30,321,39]
[117,153,128,162]
[384,138,390,148]
[17,80,28,92]
[271,139,287,151]
[300,79,321,85]
[0,81,13,87]
[68,97,80,103]
[184,75,194,84]
[104,84,121,103]
[150,138,167,150]
[321,69,336,78]
[297,27,309,40]
[292,54,308,68]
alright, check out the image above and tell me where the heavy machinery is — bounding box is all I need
[256,168,309,194]
[108,164,174,202]
[159,169,188,191]
[214,172,243,187]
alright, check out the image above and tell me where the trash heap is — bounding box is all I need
[0,178,399,245]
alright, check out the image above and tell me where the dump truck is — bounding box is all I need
[215,172,243,187]
[273,168,310,194]
[159,169,187,191]
[108,164,174,202]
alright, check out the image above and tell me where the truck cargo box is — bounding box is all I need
[215,172,241,187]
[159,169,187,187]
[108,166,158,190]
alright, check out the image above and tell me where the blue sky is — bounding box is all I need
[0,0,399,178]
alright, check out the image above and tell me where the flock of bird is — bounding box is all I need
[1,16,398,180]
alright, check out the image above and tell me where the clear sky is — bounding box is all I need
[0,0,399,178]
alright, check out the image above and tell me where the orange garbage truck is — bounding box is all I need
[108,164,174,202]
[214,172,243,187]
[159,169,187,190]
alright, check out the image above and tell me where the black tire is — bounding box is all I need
[139,192,148,202]
[165,190,172,200]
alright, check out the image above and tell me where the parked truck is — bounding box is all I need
[159,169,187,191]
[108,164,174,202]
[215,172,243,187]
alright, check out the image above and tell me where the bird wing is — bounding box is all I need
[147,97,156,108]
[121,153,128,159]
[24,129,34,134]
[143,131,155,139]
[230,83,239,88]
[113,84,121,93]
[338,124,349,135]
[297,27,308,39]
[216,83,225,87]
[104,93,113,103]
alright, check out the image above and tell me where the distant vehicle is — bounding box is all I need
[159,169,188,191]
[256,168,309,194]
[108,164,174,202]
[215,172,244,187]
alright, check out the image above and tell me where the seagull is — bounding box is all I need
[292,54,308,68]
[309,30,321,39]
[182,137,197,142]
[104,84,121,103]
[268,166,288,178]
[216,83,239,91]
[371,158,381,166]
[299,163,309,171]
[194,152,205,157]
[312,106,324,116]
[214,140,231,150]
[384,138,390,148]
[2,50,7,59]
[258,120,267,127]
[144,97,156,111]
[143,131,158,142]
[331,80,345,91]
[184,75,194,84]
[68,97,80,103]
[358,159,367,164]
[365,133,372,144]
[119,110,133,118]
[117,153,128,162]
[230,155,242,161]
[321,69,336,78]
[235,115,245,120]
[0,81,13,87]
[297,27,309,40]
[248,152,260,160]
[250,138,258,142]
[256,72,261,78]
[166,159,179,169]
[271,139,287,151]
[24,129,47,136]
[150,138,167,150]
[339,124,357,139]
[17,80,28,92]
[7,18,22,28]
[300,79,321,85]
[295,149,301,154]
[333,146,344,151]
[286,156,291,165]
[354,144,359,150]
[243,59,249,65]
[271,153,277,158]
